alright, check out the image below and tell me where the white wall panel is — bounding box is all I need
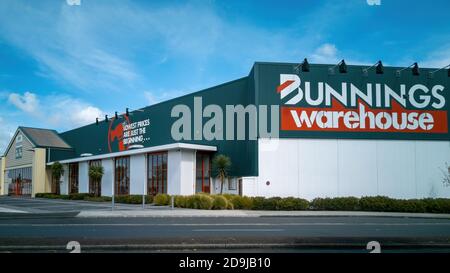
[101,159,114,197]
[130,154,146,195]
[168,149,196,195]
[242,177,257,196]
[377,141,415,199]
[415,141,450,198]
[167,150,181,195]
[180,150,195,195]
[297,139,339,199]
[78,161,89,193]
[60,164,69,195]
[338,140,378,197]
[258,138,450,199]
[258,139,299,197]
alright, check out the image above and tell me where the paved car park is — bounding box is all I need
[0,196,163,214]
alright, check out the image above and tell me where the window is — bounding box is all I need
[7,167,32,196]
[147,152,167,195]
[115,156,130,195]
[89,160,102,196]
[15,133,23,159]
[15,147,23,159]
[195,152,211,193]
[69,163,79,194]
[228,177,237,190]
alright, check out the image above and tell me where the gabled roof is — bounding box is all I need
[19,127,72,149]
[2,127,72,157]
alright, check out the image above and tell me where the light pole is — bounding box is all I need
[111,159,115,211]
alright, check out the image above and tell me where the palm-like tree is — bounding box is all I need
[89,165,104,197]
[212,154,231,194]
[51,162,64,195]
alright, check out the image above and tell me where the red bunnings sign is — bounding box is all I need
[277,74,448,134]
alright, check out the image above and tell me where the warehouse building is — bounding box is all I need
[1,61,450,199]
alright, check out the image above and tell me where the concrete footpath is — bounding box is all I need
[77,208,450,219]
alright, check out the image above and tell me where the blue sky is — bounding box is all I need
[0,0,449,152]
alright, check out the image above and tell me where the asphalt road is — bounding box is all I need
[1,215,450,253]
[1,196,450,253]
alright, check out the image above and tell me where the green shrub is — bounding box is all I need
[58,194,70,200]
[311,197,360,211]
[251,197,266,210]
[35,193,53,198]
[395,199,426,213]
[277,197,309,210]
[421,198,450,213]
[229,195,253,210]
[359,196,396,212]
[114,195,146,204]
[249,197,280,210]
[185,194,213,210]
[35,193,48,198]
[221,194,235,201]
[84,196,112,202]
[145,195,154,204]
[69,193,94,200]
[212,195,228,210]
[154,193,170,206]
[185,195,196,209]
[174,195,188,208]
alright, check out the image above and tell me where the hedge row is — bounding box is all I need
[36,192,450,213]
[35,193,153,204]
[309,196,450,213]
[154,194,450,213]
[154,194,233,210]
[153,194,309,210]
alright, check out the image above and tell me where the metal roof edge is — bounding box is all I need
[47,142,217,165]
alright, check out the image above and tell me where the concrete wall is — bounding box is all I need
[130,154,146,195]
[257,138,450,200]
[32,148,47,197]
[101,158,114,197]
[241,177,258,197]
[60,164,69,195]
[0,158,3,195]
[78,161,89,193]
[211,177,239,195]
[0,157,5,195]
[167,149,196,195]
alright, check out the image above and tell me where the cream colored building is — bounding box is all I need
[0,127,72,197]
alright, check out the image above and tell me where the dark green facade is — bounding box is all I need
[50,62,450,177]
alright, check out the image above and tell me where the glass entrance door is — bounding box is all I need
[195,152,211,193]
[147,152,167,196]
[89,160,102,196]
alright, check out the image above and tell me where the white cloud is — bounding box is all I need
[8,92,39,114]
[0,2,140,93]
[46,95,104,128]
[310,43,339,64]
[420,45,450,68]
[0,116,16,154]
[0,1,359,96]
[7,91,104,129]
[144,90,185,106]
[75,106,103,126]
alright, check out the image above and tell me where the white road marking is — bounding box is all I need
[0,222,449,227]
[0,206,28,213]
[192,229,284,232]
